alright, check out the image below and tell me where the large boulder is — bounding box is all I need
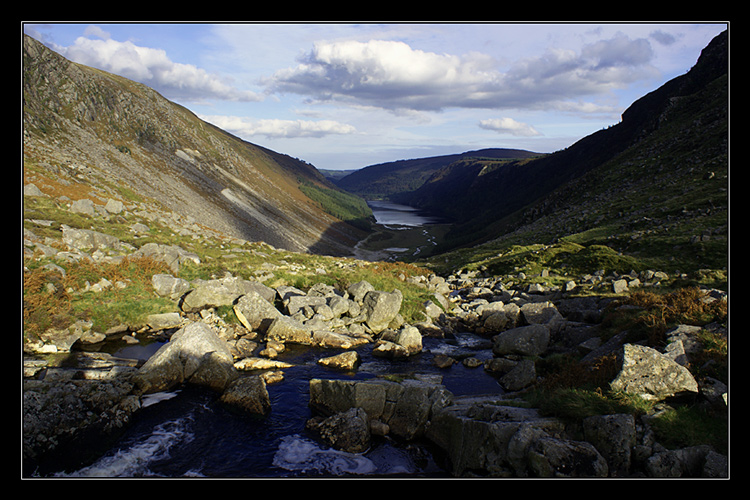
[425,395,565,477]
[132,322,238,394]
[181,276,274,313]
[265,316,313,345]
[233,290,282,333]
[610,344,699,402]
[151,274,191,300]
[372,325,422,358]
[62,226,121,252]
[133,242,200,274]
[308,378,452,441]
[492,324,551,357]
[219,375,271,416]
[306,407,371,453]
[362,289,403,333]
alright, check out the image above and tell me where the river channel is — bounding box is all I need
[43,332,504,478]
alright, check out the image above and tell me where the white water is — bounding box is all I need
[58,416,195,477]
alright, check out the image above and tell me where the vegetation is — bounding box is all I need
[297,179,375,231]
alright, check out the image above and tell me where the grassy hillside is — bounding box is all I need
[416,31,728,282]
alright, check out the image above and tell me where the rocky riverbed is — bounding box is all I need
[22,232,729,477]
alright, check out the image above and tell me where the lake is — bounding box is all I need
[367,201,444,227]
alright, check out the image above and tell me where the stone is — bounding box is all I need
[527,436,609,477]
[492,324,550,357]
[233,290,282,332]
[265,316,312,345]
[132,322,237,394]
[499,359,537,391]
[347,280,375,303]
[62,227,121,252]
[362,289,403,333]
[151,274,191,300]
[146,312,184,331]
[307,407,371,453]
[610,344,698,401]
[233,357,294,371]
[582,414,636,477]
[104,198,124,214]
[70,198,96,216]
[219,375,271,415]
[317,351,360,370]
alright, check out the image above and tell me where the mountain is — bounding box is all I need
[22,34,371,257]
[409,30,729,269]
[334,148,543,200]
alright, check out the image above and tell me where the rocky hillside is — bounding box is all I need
[23,34,370,257]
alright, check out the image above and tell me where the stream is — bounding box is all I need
[50,333,503,478]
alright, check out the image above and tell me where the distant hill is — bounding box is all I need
[334,148,543,200]
[23,34,371,256]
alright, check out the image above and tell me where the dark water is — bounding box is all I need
[49,333,502,478]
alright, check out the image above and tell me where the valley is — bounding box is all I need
[22,29,729,478]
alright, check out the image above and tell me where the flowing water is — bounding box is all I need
[46,333,502,478]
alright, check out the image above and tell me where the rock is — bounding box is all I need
[145,312,184,331]
[62,226,121,252]
[219,375,271,415]
[133,242,201,274]
[527,436,609,477]
[610,344,699,401]
[307,407,371,453]
[308,378,452,441]
[104,198,124,214]
[151,274,191,300]
[499,359,537,391]
[644,445,725,478]
[181,276,272,313]
[492,324,551,357]
[520,301,563,329]
[347,280,375,303]
[312,331,370,350]
[233,357,294,371]
[582,414,636,477]
[373,325,422,359]
[286,295,327,317]
[132,322,237,394]
[233,290,282,333]
[362,289,403,333]
[24,183,44,196]
[426,395,565,477]
[70,198,96,216]
[265,316,312,345]
[317,351,360,370]
[612,279,629,294]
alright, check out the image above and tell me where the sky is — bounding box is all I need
[23,22,728,171]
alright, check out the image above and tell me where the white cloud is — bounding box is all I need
[478,117,541,137]
[266,34,659,114]
[56,36,262,103]
[200,115,356,139]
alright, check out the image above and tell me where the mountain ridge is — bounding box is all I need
[333,148,543,200]
[23,34,369,257]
